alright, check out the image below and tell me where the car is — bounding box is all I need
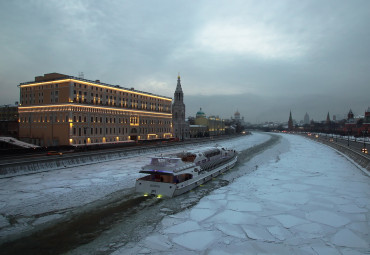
[47,151,63,156]
[361,148,368,154]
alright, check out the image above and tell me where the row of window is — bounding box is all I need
[22,84,59,90]
[72,98,170,112]
[72,126,171,136]
[73,83,165,102]
[20,114,171,125]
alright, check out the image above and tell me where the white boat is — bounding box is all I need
[135,146,238,197]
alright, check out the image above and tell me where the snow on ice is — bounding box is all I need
[0,133,270,241]
[1,132,369,254]
[112,134,370,255]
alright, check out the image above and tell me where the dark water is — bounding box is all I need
[0,134,281,255]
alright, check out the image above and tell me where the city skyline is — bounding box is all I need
[0,0,369,122]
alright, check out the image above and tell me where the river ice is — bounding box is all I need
[0,133,270,241]
[112,134,370,255]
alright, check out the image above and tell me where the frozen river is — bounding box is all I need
[1,133,369,254]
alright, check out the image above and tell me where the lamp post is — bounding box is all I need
[362,129,367,150]
[348,128,352,147]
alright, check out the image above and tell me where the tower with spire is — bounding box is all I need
[326,112,331,124]
[304,112,310,125]
[288,111,293,131]
[172,74,189,140]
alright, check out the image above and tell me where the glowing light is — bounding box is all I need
[157,194,162,199]
[18,104,172,117]
[20,78,172,101]
[144,194,149,197]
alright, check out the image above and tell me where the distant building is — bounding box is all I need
[234,110,240,121]
[288,111,293,131]
[304,112,310,125]
[326,112,331,124]
[364,107,370,124]
[172,75,189,140]
[348,109,354,120]
[18,73,172,146]
[232,109,245,125]
[194,108,225,136]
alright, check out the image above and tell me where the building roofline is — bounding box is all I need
[19,74,172,100]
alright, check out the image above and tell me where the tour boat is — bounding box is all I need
[135,146,238,197]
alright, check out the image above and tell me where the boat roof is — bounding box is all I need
[141,156,194,173]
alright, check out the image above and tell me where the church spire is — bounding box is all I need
[326,112,331,124]
[175,74,183,93]
[288,110,293,131]
[174,75,183,102]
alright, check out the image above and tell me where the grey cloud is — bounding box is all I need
[0,0,369,122]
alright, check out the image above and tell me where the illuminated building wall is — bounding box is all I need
[194,109,225,136]
[18,73,172,146]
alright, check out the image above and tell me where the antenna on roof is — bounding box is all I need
[78,72,84,79]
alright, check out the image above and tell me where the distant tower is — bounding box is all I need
[234,110,241,122]
[288,111,293,131]
[365,107,370,124]
[348,109,354,120]
[304,112,310,125]
[326,112,331,124]
[172,75,189,140]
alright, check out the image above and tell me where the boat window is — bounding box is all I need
[181,153,196,162]
[204,149,220,158]
[174,173,193,183]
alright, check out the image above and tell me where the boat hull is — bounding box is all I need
[135,155,237,197]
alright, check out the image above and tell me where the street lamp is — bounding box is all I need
[348,128,352,147]
[362,129,368,150]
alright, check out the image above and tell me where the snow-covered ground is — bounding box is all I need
[0,133,270,242]
[112,134,370,255]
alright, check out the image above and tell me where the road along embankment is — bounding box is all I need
[303,134,370,174]
[0,136,239,178]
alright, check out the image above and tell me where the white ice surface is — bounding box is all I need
[112,134,370,254]
[0,133,270,240]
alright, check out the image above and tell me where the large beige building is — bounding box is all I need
[194,108,225,136]
[18,73,173,146]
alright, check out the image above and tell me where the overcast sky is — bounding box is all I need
[0,0,369,123]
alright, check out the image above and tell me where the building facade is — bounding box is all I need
[18,73,173,146]
[172,75,189,140]
[194,108,225,136]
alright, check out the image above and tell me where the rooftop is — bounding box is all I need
[19,73,172,100]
